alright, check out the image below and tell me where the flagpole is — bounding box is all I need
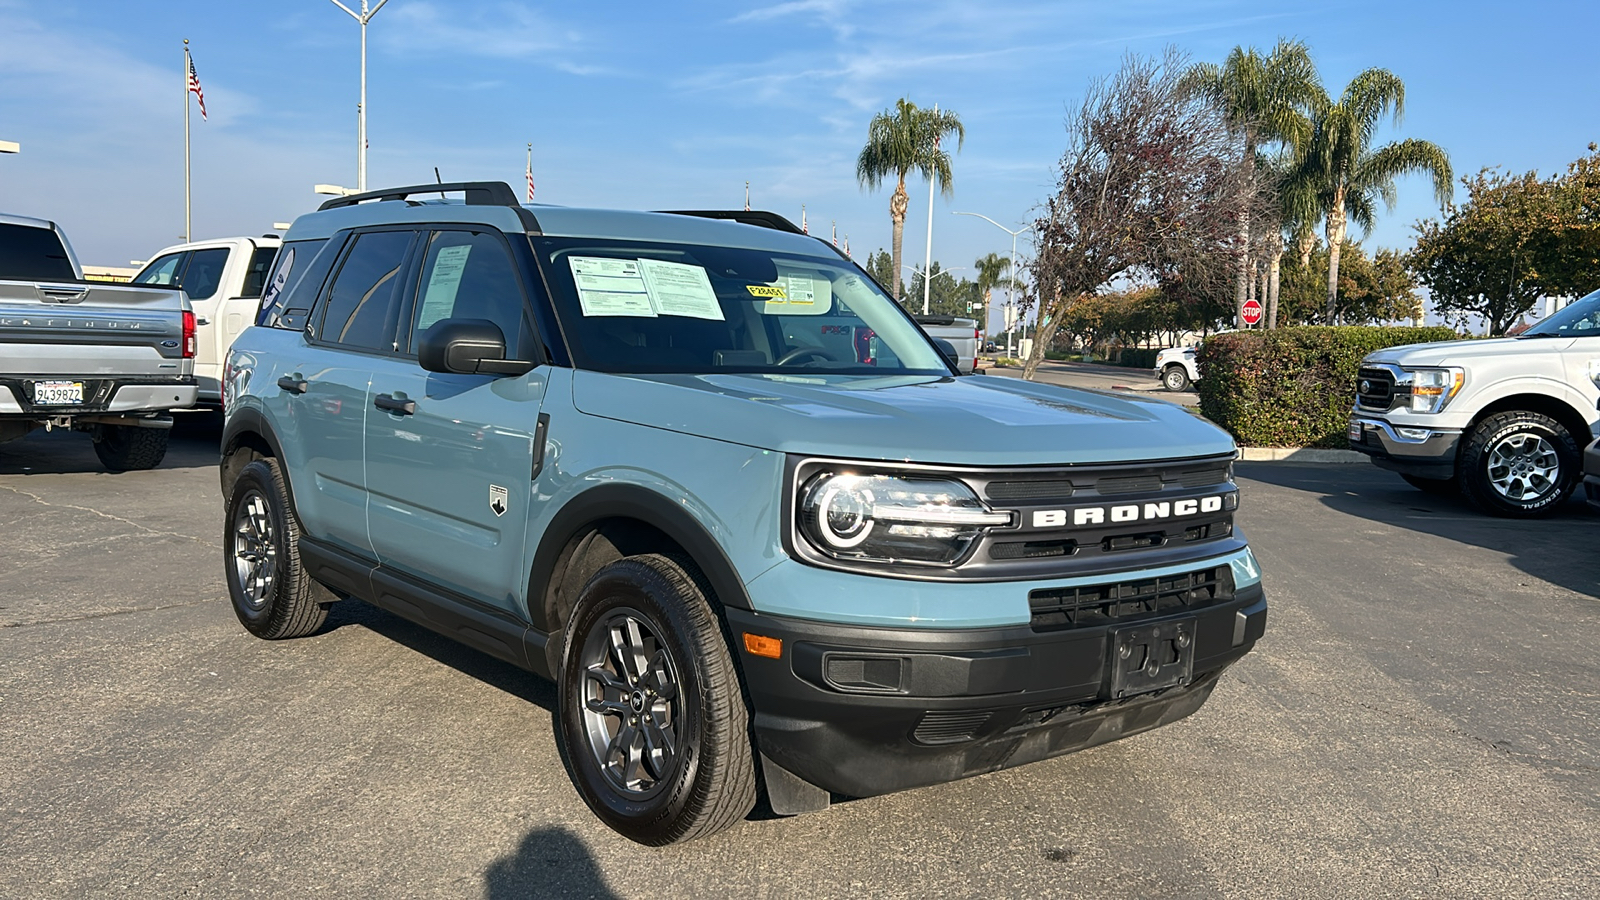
[183,39,190,242]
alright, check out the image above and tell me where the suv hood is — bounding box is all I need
[1367,336,1569,366]
[571,371,1234,466]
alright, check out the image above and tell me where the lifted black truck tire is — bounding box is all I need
[93,424,169,472]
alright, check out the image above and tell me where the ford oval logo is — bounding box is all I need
[1359,379,1370,393]
[160,339,179,348]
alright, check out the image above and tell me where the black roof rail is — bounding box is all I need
[656,209,805,235]
[317,181,521,211]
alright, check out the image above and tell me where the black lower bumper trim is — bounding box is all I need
[727,585,1266,798]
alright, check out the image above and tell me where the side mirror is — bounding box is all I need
[418,318,534,376]
[932,338,960,371]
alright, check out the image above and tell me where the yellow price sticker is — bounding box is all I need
[747,285,787,299]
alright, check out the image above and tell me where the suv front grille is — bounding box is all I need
[1028,566,1233,632]
[1356,367,1400,411]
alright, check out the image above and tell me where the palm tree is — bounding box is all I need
[856,99,964,301]
[1261,150,1321,328]
[1182,39,1320,327]
[973,251,1016,341]
[1299,68,1452,320]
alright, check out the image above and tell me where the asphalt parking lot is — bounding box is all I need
[2,414,1598,899]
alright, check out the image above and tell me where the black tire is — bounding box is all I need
[557,554,757,846]
[92,424,168,472]
[1401,474,1459,496]
[1161,365,1191,392]
[223,457,330,639]
[1458,411,1580,518]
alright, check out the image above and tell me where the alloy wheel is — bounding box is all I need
[1485,432,1560,502]
[578,609,682,798]
[231,489,277,609]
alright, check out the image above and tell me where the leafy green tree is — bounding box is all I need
[1182,39,1320,327]
[906,262,979,318]
[856,99,965,301]
[1299,68,1452,319]
[863,249,898,299]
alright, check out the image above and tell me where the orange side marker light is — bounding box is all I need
[743,633,783,659]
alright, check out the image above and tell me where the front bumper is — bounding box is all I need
[726,583,1266,798]
[1348,416,1461,479]
[1583,437,1600,511]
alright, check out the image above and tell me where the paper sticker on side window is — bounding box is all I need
[417,243,472,330]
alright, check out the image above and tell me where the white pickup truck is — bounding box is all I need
[1,213,196,470]
[1349,290,1600,517]
[913,315,979,374]
[132,235,280,406]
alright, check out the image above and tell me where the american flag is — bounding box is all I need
[186,49,207,121]
[525,161,535,202]
[831,220,837,247]
[801,205,808,234]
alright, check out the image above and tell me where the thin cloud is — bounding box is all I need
[730,0,856,38]
[380,1,579,59]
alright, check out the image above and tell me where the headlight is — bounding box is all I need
[798,472,1009,566]
[1405,367,1464,413]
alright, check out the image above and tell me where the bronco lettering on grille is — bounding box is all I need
[1030,495,1224,529]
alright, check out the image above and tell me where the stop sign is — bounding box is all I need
[1241,298,1264,326]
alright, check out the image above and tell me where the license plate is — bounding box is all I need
[33,381,84,405]
[1107,618,1196,699]
[1347,421,1363,443]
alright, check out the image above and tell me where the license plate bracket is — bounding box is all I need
[32,380,85,406]
[1107,618,1196,699]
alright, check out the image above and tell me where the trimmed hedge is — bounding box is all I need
[1196,326,1460,448]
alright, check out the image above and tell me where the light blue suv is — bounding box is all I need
[220,182,1267,845]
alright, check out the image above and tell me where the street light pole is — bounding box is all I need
[952,211,1031,356]
[330,0,389,192]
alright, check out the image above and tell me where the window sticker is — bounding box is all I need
[569,256,656,317]
[638,258,724,321]
[763,265,833,315]
[417,243,472,330]
[747,284,787,299]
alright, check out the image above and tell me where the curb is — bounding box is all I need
[1237,447,1368,464]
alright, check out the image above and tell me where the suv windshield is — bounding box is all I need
[533,237,950,376]
[1522,289,1600,338]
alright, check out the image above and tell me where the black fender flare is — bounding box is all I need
[219,406,293,502]
[526,482,755,636]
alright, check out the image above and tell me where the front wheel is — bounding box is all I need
[557,555,756,846]
[1162,365,1191,392]
[1458,411,1580,517]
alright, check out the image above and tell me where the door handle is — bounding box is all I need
[276,375,308,394]
[373,393,416,416]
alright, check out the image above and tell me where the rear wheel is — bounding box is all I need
[1162,365,1191,392]
[224,458,330,639]
[557,554,756,845]
[92,424,169,472]
[1459,411,1580,517]
[1401,474,1458,496]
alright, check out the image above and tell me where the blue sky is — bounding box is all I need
[2,0,1597,324]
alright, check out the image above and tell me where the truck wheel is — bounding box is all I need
[1401,474,1459,496]
[557,554,756,846]
[1459,411,1580,518]
[93,424,169,472]
[1162,365,1191,392]
[224,458,330,639]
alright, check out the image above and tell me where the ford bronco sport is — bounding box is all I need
[220,182,1267,845]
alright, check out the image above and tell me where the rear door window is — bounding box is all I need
[240,246,279,298]
[0,223,76,281]
[314,230,415,353]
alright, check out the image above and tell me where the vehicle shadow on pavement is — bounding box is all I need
[321,598,559,713]
[0,409,222,475]
[483,826,620,899]
[1239,462,1600,600]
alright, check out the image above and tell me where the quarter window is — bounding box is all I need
[317,230,413,352]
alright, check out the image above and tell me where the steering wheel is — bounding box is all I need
[774,345,840,366]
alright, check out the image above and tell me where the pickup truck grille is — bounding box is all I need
[1355,367,1400,411]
